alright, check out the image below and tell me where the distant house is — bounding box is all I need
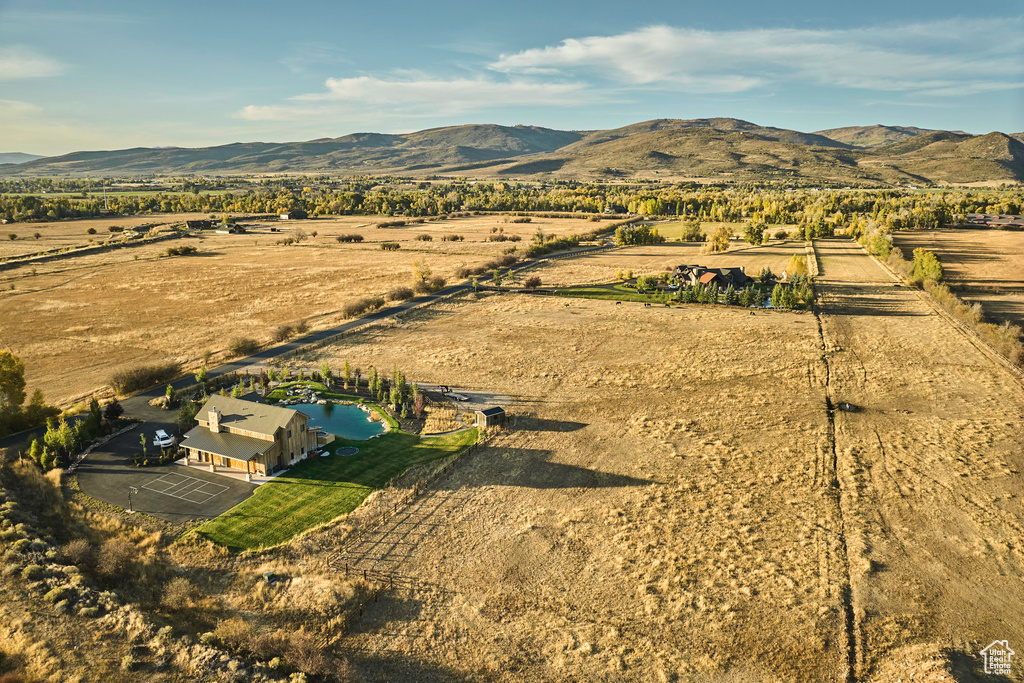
[673,264,752,288]
[180,395,322,481]
[475,407,506,428]
[279,209,308,220]
[965,214,1024,228]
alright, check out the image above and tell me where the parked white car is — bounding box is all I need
[152,429,174,448]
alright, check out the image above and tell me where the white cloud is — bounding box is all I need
[0,99,43,116]
[0,47,65,79]
[237,75,591,121]
[490,19,1024,96]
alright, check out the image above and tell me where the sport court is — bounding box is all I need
[143,472,229,505]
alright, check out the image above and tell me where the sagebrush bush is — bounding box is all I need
[228,337,259,357]
[110,362,180,394]
[341,296,385,318]
[380,241,400,251]
[272,325,294,342]
[335,234,363,242]
[386,286,414,302]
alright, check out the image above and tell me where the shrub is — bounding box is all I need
[380,241,401,251]
[295,319,309,334]
[228,337,259,356]
[21,564,45,581]
[377,220,406,228]
[87,227,97,235]
[108,226,123,233]
[272,325,294,342]
[43,586,74,604]
[415,234,432,241]
[336,234,364,242]
[509,217,532,223]
[774,229,788,240]
[524,275,542,288]
[166,245,198,257]
[429,275,446,290]
[342,296,385,318]
[34,231,41,239]
[110,362,180,394]
[386,286,414,302]
[96,537,134,577]
[162,576,196,610]
[61,539,93,568]
[440,234,464,242]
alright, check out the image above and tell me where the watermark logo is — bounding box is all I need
[981,640,1014,676]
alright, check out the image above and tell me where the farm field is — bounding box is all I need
[293,288,846,681]
[525,239,807,286]
[892,228,1024,328]
[0,213,608,408]
[271,238,1024,681]
[0,213,212,259]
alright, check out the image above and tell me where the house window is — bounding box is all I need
[287,429,292,439]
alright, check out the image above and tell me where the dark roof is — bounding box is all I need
[180,425,274,462]
[198,395,306,437]
[478,407,505,416]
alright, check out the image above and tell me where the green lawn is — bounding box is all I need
[194,426,477,551]
[553,284,674,303]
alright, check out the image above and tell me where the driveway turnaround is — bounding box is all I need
[76,426,256,523]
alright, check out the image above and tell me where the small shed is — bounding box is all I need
[279,209,308,220]
[475,407,506,428]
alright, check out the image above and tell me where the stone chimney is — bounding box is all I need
[209,407,222,433]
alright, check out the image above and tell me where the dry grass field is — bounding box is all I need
[525,239,807,286]
[815,240,1024,681]
[0,213,604,407]
[258,238,1023,681]
[892,228,1024,328]
[291,290,846,681]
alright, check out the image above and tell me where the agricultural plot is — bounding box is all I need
[525,240,807,286]
[281,241,1024,680]
[0,212,611,407]
[297,291,846,681]
[892,228,1024,328]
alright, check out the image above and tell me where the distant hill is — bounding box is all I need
[813,125,942,148]
[0,152,44,165]
[3,119,1021,186]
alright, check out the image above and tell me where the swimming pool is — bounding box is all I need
[292,402,387,440]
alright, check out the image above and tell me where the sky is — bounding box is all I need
[1,0,1022,156]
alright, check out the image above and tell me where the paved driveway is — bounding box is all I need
[76,423,256,523]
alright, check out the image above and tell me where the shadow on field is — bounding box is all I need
[448,446,656,490]
[516,416,588,432]
[946,647,1015,683]
[823,282,929,317]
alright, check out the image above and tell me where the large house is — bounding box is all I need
[672,264,753,288]
[965,214,1024,228]
[180,395,321,480]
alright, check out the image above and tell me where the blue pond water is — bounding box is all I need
[293,402,386,441]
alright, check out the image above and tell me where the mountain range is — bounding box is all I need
[4,119,1023,186]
